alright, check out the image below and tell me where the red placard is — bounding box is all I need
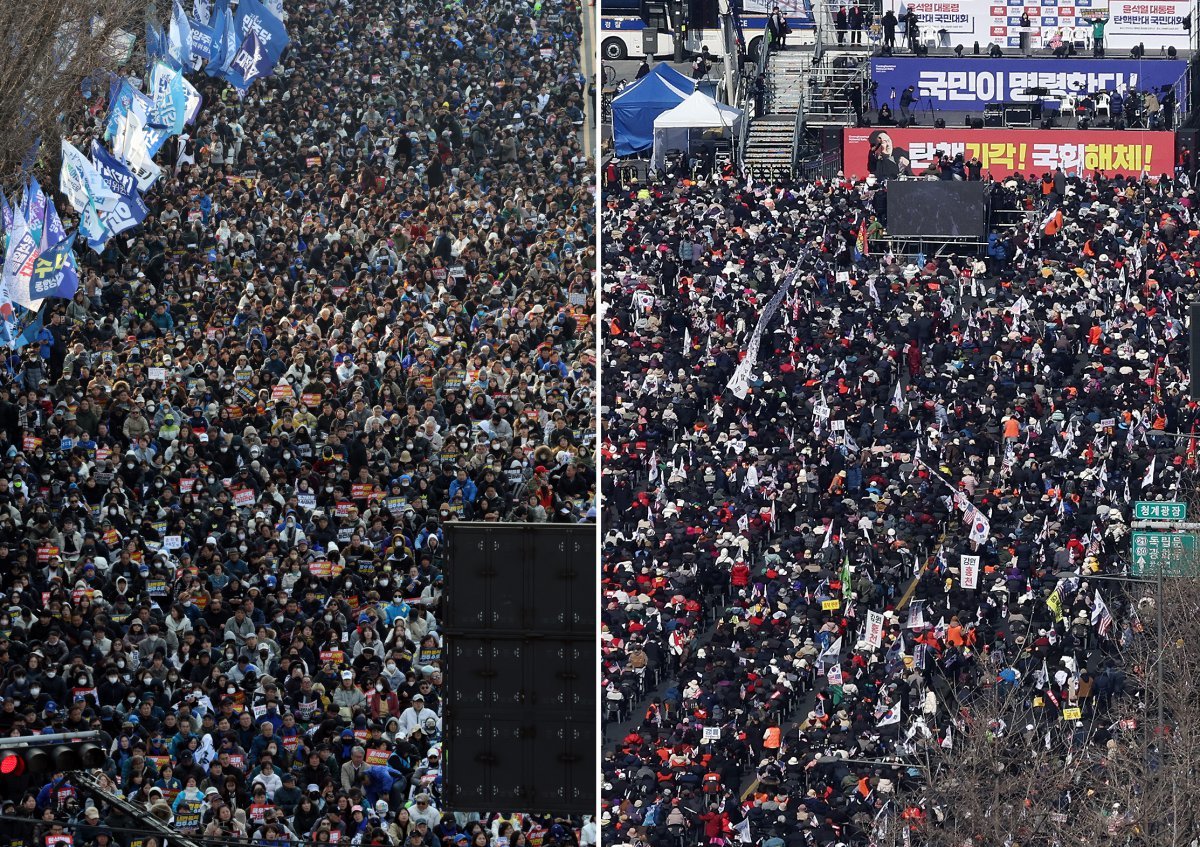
[842,127,1175,181]
[366,748,389,765]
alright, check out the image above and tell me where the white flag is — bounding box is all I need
[968,510,990,546]
[1092,588,1114,637]
[60,140,120,214]
[1142,456,1156,490]
[822,521,834,549]
[817,635,842,669]
[906,600,925,630]
[878,703,901,726]
[733,818,752,844]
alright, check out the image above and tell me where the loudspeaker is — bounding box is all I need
[971,118,985,129]
[443,524,593,636]
[1177,128,1199,175]
[443,708,594,812]
[447,640,594,713]
[820,125,842,154]
[442,524,597,815]
[1190,302,1200,400]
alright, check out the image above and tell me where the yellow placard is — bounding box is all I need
[822,599,841,611]
[1062,707,1082,721]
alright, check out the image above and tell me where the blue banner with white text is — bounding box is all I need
[869,57,1187,111]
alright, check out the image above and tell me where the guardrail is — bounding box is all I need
[737,15,772,174]
[791,85,807,172]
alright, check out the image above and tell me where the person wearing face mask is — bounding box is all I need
[96,665,129,707]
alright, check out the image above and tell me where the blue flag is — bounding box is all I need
[0,192,10,231]
[169,0,194,66]
[146,13,167,58]
[90,141,150,236]
[23,234,79,306]
[23,180,47,250]
[11,310,44,351]
[1,221,38,316]
[207,0,237,76]
[230,0,288,76]
[190,20,216,60]
[227,29,269,93]
[149,60,189,135]
[41,197,67,252]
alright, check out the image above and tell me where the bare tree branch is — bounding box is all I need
[0,0,146,186]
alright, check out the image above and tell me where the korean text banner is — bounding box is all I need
[870,58,1186,111]
[892,0,1189,50]
[843,127,1175,180]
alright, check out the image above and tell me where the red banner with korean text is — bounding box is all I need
[843,127,1174,181]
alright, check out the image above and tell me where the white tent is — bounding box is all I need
[651,91,743,171]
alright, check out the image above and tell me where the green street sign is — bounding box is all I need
[1131,531,1198,576]
[1134,501,1188,521]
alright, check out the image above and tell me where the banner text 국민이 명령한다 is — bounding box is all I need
[869,57,1186,111]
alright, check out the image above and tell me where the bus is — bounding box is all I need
[599,0,815,61]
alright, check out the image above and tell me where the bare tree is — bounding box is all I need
[0,0,143,185]
[883,569,1200,847]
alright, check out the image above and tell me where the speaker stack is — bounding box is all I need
[441,524,596,815]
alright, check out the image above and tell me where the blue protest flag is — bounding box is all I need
[191,20,216,60]
[11,310,44,350]
[41,197,67,252]
[24,234,79,306]
[90,142,150,237]
[24,179,48,250]
[227,29,269,92]
[147,13,167,58]
[233,0,289,64]
[169,0,194,66]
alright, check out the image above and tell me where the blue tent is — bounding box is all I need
[611,64,696,157]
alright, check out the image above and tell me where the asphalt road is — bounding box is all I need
[602,58,693,89]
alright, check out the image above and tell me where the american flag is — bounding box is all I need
[1092,588,1114,638]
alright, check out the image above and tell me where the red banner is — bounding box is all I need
[843,128,1175,181]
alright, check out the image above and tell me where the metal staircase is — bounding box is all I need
[803,49,868,128]
[736,0,880,178]
[744,114,798,175]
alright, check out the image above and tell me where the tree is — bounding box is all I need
[883,567,1200,847]
[0,0,143,185]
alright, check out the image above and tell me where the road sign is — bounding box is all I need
[1131,531,1198,576]
[1134,501,1188,521]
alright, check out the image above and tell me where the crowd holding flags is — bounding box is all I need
[0,0,289,349]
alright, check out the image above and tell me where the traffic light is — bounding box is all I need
[0,742,104,778]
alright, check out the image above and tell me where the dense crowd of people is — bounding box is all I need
[0,0,596,844]
[600,164,1200,845]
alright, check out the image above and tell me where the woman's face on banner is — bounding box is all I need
[877,133,894,156]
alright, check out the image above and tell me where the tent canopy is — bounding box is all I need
[651,91,743,170]
[611,64,696,157]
